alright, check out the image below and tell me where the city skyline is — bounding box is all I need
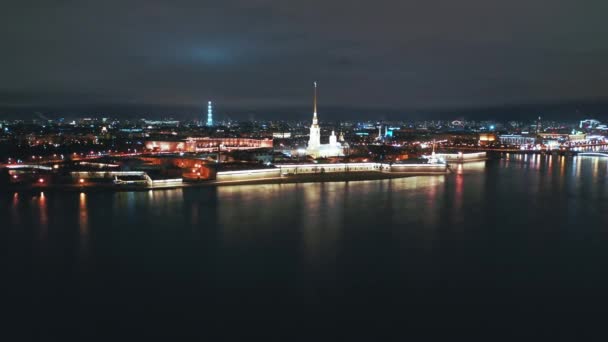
[3,96,608,123]
[4,2,608,339]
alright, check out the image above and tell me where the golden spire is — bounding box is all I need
[313,81,318,123]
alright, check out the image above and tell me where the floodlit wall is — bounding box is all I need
[70,171,151,185]
[278,163,382,175]
[150,178,183,185]
[215,162,447,182]
[435,152,487,161]
[70,171,147,178]
[145,138,273,153]
[215,168,281,182]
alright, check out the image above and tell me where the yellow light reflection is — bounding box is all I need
[38,192,48,240]
[11,193,20,226]
[79,192,89,234]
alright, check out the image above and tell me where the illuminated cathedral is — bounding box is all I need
[306,82,345,158]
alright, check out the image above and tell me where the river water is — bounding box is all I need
[2,155,608,339]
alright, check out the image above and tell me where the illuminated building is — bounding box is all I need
[207,101,213,127]
[579,119,600,129]
[306,82,345,158]
[478,132,496,146]
[145,141,186,152]
[145,137,273,152]
[272,132,292,138]
[431,152,488,163]
[144,119,180,127]
[499,134,536,146]
[186,137,273,151]
[568,133,586,142]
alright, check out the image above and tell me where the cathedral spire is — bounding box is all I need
[312,81,318,125]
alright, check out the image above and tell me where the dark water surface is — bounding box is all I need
[3,155,608,340]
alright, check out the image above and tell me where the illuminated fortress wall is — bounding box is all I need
[145,138,273,152]
[215,163,448,182]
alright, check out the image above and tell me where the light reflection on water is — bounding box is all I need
[4,156,608,270]
[11,192,20,226]
[79,192,88,233]
[78,192,89,262]
[6,156,608,226]
[215,176,451,264]
[37,192,48,240]
[4,156,608,335]
[145,188,184,218]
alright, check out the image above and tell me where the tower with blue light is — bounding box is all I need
[206,101,213,126]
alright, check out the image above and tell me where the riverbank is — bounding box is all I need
[207,170,447,187]
[2,169,448,193]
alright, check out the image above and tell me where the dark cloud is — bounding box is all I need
[1,0,608,117]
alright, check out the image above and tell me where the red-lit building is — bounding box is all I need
[145,137,273,153]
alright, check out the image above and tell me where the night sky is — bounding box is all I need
[2,0,608,119]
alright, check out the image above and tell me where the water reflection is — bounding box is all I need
[108,189,186,226]
[453,171,464,214]
[146,188,184,218]
[5,156,608,322]
[301,182,347,264]
[593,157,599,179]
[501,154,608,204]
[38,192,48,240]
[11,193,20,226]
[217,184,299,245]
[78,192,90,262]
[79,193,88,233]
[574,156,582,176]
[215,177,453,266]
[449,162,488,229]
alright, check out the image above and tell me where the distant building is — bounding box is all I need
[207,101,213,127]
[568,133,586,142]
[187,137,273,151]
[144,120,180,127]
[478,133,496,146]
[272,132,292,139]
[536,116,543,134]
[145,137,273,153]
[499,134,536,146]
[538,133,568,140]
[579,119,600,129]
[306,82,345,158]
